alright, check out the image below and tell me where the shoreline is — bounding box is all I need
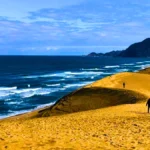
[0,82,90,121]
[1,67,150,121]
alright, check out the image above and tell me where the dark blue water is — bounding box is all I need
[0,56,150,118]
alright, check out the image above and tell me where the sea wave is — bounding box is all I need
[64,82,92,89]
[0,87,59,99]
[134,64,150,69]
[115,69,129,72]
[136,62,144,64]
[104,65,120,69]
[46,84,61,87]
[0,92,13,98]
[141,64,150,69]
[22,73,69,79]
[65,71,103,75]
[4,100,23,105]
[0,102,56,119]
[122,63,134,66]
[36,102,55,109]
[0,110,31,119]
[80,68,103,71]
[0,87,17,91]
[19,88,59,98]
[22,71,104,79]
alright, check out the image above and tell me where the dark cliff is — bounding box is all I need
[87,38,150,57]
[119,38,150,57]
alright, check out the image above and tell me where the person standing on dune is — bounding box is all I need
[146,99,150,113]
[123,82,126,88]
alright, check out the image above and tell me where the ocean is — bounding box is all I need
[0,56,150,119]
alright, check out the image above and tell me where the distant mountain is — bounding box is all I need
[87,52,104,57]
[119,38,150,57]
[87,38,150,57]
[87,50,121,57]
[104,50,122,57]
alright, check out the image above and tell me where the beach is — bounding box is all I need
[1,69,150,150]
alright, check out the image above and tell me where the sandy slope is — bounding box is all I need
[37,87,147,117]
[0,71,150,150]
[87,72,150,96]
[0,103,150,150]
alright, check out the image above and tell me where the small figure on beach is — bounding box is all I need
[146,98,150,113]
[123,82,126,88]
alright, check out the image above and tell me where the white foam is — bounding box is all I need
[0,102,56,119]
[60,79,65,81]
[0,88,16,99]
[0,110,31,119]
[0,87,61,99]
[65,71,103,75]
[13,88,40,94]
[36,102,55,109]
[0,87,17,91]
[5,99,11,101]
[22,71,104,80]
[80,68,103,71]
[23,73,67,79]
[4,101,23,105]
[36,90,51,96]
[46,84,61,87]
[102,73,112,75]
[104,65,120,69]
[136,62,143,64]
[134,65,142,68]
[64,82,92,89]
[116,69,129,72]
[0,92,11,97]
[141,64,150,69]
[134,64,150,69]
[66,75,73,78]
[41,74,58,77]
[91,76,94,79]
[0,88,40,99]
[23,75,38,79]
[22,92,35,98]
[20,88,55,98]
[122,63,134,66]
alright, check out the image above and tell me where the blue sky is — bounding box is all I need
[0,0,150,55]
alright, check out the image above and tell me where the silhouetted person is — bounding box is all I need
[123,82,126,88]
[146,99,150,113]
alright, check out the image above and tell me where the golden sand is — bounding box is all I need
[0,71,150,150]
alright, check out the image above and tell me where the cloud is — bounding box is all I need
[0,0,150,54]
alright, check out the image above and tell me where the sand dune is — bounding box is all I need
[38,72,149,117]
[1,71,150,149]
[88,72,150,96]
[38,87,147,117]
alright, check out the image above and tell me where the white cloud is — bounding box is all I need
[46,46,59,51]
